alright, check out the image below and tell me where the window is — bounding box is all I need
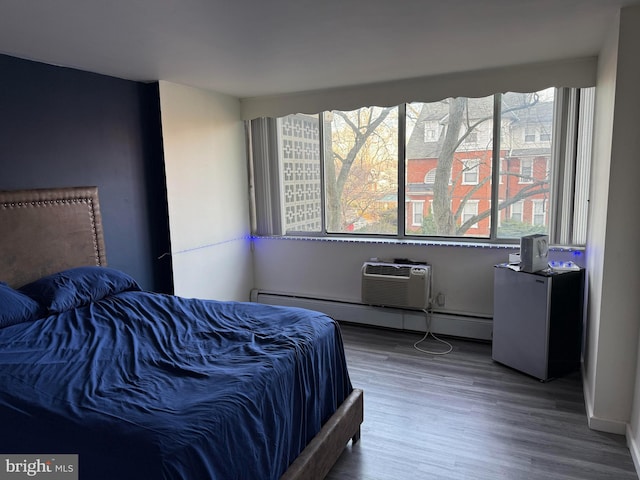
[423,121,441,142]
[524,127,536,142]
[411,201,424,226]
[424,126,436,141]
[407,96,494,237]
[532,199,546,226]
[323,107,398,234]
[461,200,479,229]
[464,131,478,143]
[461,159,480,185]
[510,201,523,222]
[250,87,594,245]
[519,158,533,184]
[424,169,436,184]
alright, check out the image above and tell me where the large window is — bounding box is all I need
[406,95,494,237]
[323,107,398,234]
[251,87,593,245]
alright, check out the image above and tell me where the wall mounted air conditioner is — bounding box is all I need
[361,261,431,310]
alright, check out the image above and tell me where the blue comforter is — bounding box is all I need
[0,291,352,479]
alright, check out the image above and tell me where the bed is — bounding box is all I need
[0,186,363,480]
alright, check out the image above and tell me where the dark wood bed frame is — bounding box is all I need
[0,186,363,480]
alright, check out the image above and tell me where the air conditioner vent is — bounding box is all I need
[361,261,431,310]
[363,264,412,277]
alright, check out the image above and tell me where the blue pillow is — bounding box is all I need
[0,282,42,328]
[19,266,141,314]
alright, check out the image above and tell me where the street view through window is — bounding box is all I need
[276,89,562,240]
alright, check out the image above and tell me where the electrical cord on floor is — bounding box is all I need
[413,308,453,355]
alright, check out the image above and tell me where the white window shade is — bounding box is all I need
[240,57,597,120]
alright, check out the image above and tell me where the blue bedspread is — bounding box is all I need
[0,292,352,479]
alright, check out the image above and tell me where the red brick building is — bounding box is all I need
[405,93,553,237]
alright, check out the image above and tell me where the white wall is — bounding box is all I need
[159,81,253,301]
[584,4,640,437]
[583,7,619,432]
[253,237,581,334]
[615,4,640,464]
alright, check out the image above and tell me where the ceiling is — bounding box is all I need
[0,0,635,99]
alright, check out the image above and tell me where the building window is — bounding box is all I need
[250,87,593,245]
[464,131,478,143]
[412,201,424,226]
[510,201,523,222]
[424,127,436,141]
[462,200,479,229]
[519,158,533,184]
[423,121,442,142]
[424,169,436,184]
[532,199,546,226]
[524,127,536,142]
[461,159,480,185]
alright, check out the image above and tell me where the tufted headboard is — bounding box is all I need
[0,186,107,288]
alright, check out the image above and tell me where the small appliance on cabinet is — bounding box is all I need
[492,265,584,381]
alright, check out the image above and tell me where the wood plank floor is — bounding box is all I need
[327,323,638,480]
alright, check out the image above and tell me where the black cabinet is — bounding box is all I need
[492,266,584,381]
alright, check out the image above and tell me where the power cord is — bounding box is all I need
[413,308,453,355]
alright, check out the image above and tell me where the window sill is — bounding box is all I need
[253,235,584,252]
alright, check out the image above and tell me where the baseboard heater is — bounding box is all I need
[250,290,492,341]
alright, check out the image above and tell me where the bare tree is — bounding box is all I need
[425,93,543,235]
[323,93,545,236]
[324,107,395,231]
[432,97,466,235]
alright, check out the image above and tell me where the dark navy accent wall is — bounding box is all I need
[0,54,172,293]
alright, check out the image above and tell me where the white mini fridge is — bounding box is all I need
[492,266,584,381]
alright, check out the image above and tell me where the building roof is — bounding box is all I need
[407,92,554,160]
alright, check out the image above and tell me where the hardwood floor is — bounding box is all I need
[327,323,638,480]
